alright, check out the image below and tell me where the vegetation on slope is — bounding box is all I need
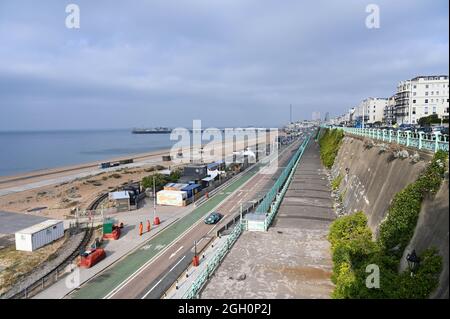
[329,150,448,299]
[329,212,442,299]
[379,150,448,256]
[318,129,344,168]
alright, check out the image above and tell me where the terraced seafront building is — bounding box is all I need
[395,75,449,125]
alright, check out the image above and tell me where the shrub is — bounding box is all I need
[331,174,343,191]
[141,169,182,191]
[318,129,344,168]
[329,212,443,299]
[378,150,448,256]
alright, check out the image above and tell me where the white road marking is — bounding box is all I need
[169,246,184,259]
[207,224,219,235]
[141,255,186,299]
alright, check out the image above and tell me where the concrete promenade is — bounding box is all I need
[201,140,335,298]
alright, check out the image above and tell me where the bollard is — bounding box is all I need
[192,255,200,267]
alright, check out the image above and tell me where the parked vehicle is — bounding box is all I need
[79,248,106,268]
[398,124,415,131]
[418,125,448,134]
[204,212,223,225]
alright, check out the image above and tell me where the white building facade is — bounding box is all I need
[395,75,449,125]
[383,95,396,125]
[355,97,388,126]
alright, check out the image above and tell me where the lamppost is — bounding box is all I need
[406,250,420,277]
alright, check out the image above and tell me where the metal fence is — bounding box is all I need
[180,139,306,299]
[264,135,310,229]
[329,126,449,153]
[254,135,310,216]
[182,221,243,299]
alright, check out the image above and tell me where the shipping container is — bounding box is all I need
[157,190,187,207]
[15,220,64,252]
[99,162,111,169]
[180,183,202,199]
[119,158,134,165]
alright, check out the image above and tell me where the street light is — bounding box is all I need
[406,250,420,276]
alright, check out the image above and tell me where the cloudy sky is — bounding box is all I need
[0,0,448,130]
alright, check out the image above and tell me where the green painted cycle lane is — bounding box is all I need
[71,165,260,299]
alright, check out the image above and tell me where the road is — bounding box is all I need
[69,138,302,299]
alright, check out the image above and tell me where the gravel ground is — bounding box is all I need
[1,230,85,299]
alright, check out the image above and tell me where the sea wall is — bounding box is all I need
[330,134,448,298]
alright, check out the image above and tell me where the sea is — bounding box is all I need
[0,128,258,177]
[0,129,180,177]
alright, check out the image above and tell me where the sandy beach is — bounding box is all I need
[0,132,280,220]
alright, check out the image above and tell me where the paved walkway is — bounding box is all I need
[201,140,336,299]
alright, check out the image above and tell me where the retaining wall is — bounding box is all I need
[331,134,448,299]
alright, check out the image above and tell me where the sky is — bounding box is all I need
[0,0,448,130]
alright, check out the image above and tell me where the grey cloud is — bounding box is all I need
[0,0,448,130]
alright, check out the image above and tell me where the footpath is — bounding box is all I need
[201,140,336,298]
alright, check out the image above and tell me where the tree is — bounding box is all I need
[418,114,440,127]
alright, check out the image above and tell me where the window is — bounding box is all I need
[425,92,429,96]
[425,99,429,104]
[424,107,429,115]
[413,99,416,103]
[432,106,436,114]
[431,91,434,95]
[436,91,439,95]
[425,84,429,88]
[413,92,416,96]
[412,107,416,115]
[413,85,417,89]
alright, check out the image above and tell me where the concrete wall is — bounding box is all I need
[331,135,449,299]
[331,136,431,233]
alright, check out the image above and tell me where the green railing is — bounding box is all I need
[265,135,310,229]
[182,221,243,299]
[182,135,311,299]
[255,135,310,215]
[326,126,449,153]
